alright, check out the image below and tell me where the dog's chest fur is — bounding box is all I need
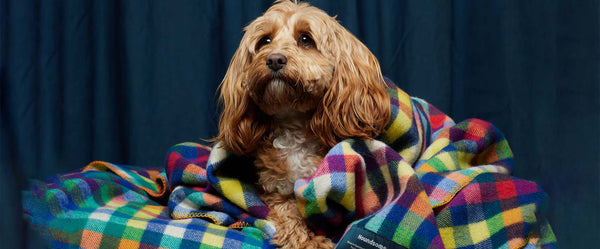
[254,111,326,196]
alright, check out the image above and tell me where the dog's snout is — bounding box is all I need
[266,53,287,71]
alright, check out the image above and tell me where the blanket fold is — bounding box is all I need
[23,79,556,248]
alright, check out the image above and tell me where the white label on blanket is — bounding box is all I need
[335,226,406,249]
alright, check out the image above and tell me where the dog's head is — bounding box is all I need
[216,0,390,155]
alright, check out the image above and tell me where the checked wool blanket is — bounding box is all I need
[23,79,557,248]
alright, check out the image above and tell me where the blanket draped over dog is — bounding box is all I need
[23,80,557,248]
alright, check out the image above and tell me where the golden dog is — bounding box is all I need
[215,1,390,248]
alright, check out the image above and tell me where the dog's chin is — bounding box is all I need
[253,78,321,116]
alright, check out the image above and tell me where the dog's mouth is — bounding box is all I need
[244,63,328,115]
[258,78,300,107]
[266,71,299,88]
[267,76,299,92]
[249,71,300,97]
[248,77,320,115]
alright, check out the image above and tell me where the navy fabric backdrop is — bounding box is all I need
[1,0,598,248]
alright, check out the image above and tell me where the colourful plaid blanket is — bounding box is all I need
[23,79,557,248]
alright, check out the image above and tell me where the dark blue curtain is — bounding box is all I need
[2,0,598,248]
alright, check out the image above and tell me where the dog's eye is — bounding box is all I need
[256,36,271,50]
[297,34,314,49]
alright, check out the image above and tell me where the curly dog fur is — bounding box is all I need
[214,1,390,248]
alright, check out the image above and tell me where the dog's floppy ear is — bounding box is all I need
[311,20,391,148]
[215,33,269,155]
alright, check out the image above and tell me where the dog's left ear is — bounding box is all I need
[311,20,391,147]
[214,30,270,155]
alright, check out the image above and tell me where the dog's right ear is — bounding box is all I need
[214,34,269,156]
[310,16,391,148]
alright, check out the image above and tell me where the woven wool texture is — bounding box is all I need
[23,80,556,248]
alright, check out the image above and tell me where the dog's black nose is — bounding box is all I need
[266,53,287,71]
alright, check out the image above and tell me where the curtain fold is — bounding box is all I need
[2,0,598,248]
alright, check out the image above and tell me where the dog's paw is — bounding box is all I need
[272,235,335,249]
[295,236,335,249]
[311,235,335,249]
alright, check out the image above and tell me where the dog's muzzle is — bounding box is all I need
[266,53,287,72]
